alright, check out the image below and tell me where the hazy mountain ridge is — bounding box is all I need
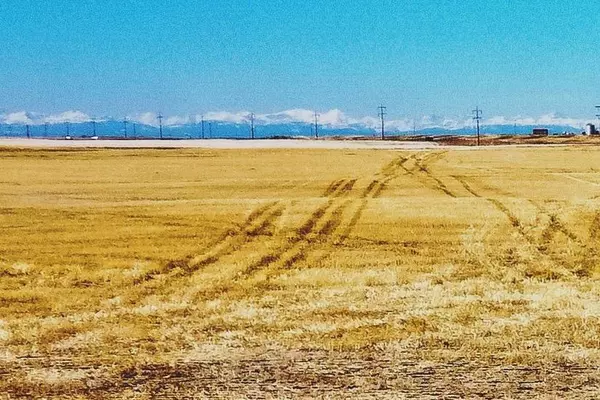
[0,109,591,138]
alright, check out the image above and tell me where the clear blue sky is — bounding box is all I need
[1,0,599,119]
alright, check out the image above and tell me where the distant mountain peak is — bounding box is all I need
[0,109,593,138]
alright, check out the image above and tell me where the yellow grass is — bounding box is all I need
[1,146,600,398]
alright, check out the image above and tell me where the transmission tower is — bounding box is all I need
[378,105,387,140]
[157,113,163,139]
[249,112,256,139]
[123,118,128,139]
[473,107,482,146]
[314,111,319,139]
[26,124,30,139]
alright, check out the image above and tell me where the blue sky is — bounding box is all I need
[1,0,599,120]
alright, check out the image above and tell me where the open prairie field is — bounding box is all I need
[1,146,600,399]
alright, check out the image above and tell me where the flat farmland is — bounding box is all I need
[1,146,600,399]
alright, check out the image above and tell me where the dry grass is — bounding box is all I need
[1,146,600,398]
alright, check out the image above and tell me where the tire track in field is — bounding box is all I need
[17,201,291,342]
[239,178,364,278]
[155,155,409,304]
[399,152,457,198]
[22,154,431,346]
[323,179,357,197]
[401,160,583,269]
[453,174,591,273]
[452,175,481,198]
[334,155,413,241]
[454,174,583,247]
[528,200,582,247]
[19,158,410,347]
[414,152,456,198]
[454,174,553,246]
[589,211,600,242]
[133,201,285,284]
[140,175,364,301]
[240,200,348,277]
[334,154,415,244]
[183,202,286,274]
[323,179,345,196]
[238,154,411,279]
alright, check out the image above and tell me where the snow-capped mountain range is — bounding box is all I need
[0,109,593,138]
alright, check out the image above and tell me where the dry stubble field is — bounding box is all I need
[1,146,600,399]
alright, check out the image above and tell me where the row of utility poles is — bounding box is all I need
[378,105,484,144]
[4,106,489,143]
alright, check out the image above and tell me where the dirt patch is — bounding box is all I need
[3,351,599,399]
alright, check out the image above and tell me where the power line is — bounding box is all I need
[314,111,319,139]
[378,105,387,140]
[473,107,482,146]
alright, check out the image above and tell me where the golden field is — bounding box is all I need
[1,145,600,399]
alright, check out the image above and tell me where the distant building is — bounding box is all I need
[584,123,597,136]
[532,128,549,137]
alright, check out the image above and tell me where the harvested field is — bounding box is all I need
[1,146,600,398]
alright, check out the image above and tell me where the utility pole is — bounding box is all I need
[157,113,163,139]
[473,107,482,146]
[91,119,97,136]
[123,118,128,139]
[378,105,387,140]
[314,111,319,139]
[201,116,205,139]
[209,122,213,138]
[44,122,48,137]
[249,112,255,139]
[26,124,30,139]
[66,122,70,137]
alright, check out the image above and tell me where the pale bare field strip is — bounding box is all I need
[1,146,600,398]
[0,138,439,150]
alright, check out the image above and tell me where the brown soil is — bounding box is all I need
[3,350,599,399]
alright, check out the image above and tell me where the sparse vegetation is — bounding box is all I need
[1,146,600,398]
